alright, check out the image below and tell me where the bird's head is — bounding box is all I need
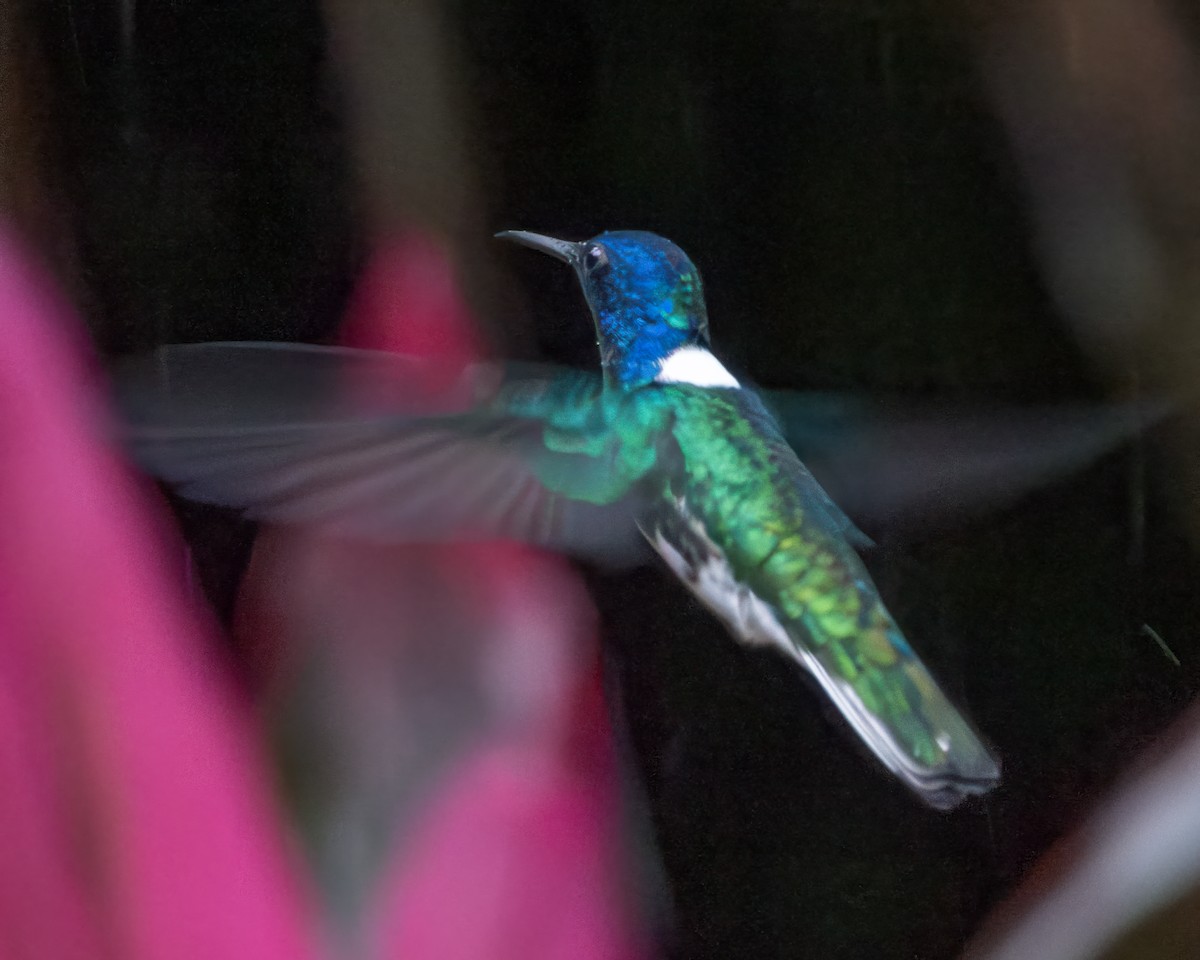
[499,229,711,388]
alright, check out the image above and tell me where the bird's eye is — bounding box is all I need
[582,245,609,273]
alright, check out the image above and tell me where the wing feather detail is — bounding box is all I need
[116,342,647,558]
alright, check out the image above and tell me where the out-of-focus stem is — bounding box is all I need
[973,0,1200,541]
[320,0,508,342]
[0,2,77,283]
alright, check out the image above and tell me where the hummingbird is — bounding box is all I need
[497,230,1001,809]
[120,228,1015,810]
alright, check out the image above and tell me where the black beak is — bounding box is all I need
[495,230,584,267]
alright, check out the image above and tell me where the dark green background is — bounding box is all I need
[27,2,1200,957]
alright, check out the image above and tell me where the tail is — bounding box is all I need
[787,611,1000,811]
[643,491,997,809]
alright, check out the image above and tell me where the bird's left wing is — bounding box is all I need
[115,342,650,560]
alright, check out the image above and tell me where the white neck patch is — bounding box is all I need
[654,346,740,388]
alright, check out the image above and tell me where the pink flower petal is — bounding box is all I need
[339,231,481,370]
[0,227,322,960]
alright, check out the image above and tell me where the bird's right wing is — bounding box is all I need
[770,390,1167,534]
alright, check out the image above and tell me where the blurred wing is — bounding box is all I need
[114,340,473,425]
[115,342,647,559]
[772,391,1164,531]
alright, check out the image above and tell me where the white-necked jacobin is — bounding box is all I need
[121,230,1022,808]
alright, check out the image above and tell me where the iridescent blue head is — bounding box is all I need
[498,229,710,388]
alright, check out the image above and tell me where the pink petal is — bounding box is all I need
[0,227,322,960]
[370,738,642,960]
[340,230,481,368]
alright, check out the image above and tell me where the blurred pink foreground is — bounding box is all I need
[0,225,649,959]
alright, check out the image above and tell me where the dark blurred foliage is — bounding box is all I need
[25,0,358,352]
[15,1,1200,958]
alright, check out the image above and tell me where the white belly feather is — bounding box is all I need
[645,506,787,652]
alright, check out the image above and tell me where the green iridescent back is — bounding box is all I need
[639,382,990,782]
